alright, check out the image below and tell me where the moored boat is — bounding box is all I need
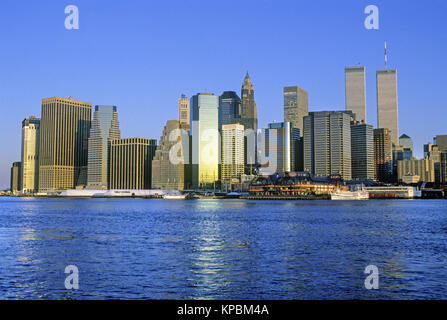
[162,194,187,200]
[331,190,369,200]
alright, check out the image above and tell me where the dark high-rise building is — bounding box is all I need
[436,135,447,152]
[351,123,374,180]
[374,128,393,182]
[239,72,258,132]
[87,105,120,189]
[284,86,308,136]
[38,97,92,193]
[109,138,157,190]
[219,91,241,129]
[441,152,447,185]
[303,111,353,180]
[10,162,22,194]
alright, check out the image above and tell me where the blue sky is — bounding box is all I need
[0,0,446,188]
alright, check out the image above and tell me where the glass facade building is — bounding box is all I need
[87,105,121,189]
[219,91,241,129]
[191,93,220,188]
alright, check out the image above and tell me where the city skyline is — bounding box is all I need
[1,1,447,188]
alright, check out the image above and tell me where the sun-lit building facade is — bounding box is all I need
[191,93,219,188]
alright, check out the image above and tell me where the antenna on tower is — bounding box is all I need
[384,41,388,70]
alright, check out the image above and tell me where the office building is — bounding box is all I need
[87,105,120,189]
[10,162,22,194]
[21,116,40,193]
[303,111,353,180]
[109,138,157,190]
[179,94,190,128]
[397,159,435,183]
[38,97,92,193]
[399,134,413,152]
[351,123,374,180]
[374,128,393,182]
[377,69,399,145]
[284,86,308,135]
[152,120,190,190]
[219,91,241,129]
[221,123,245,183]
[239,72,258,132]
[191,93,220,188]
[345,66,366,123]
[436,135,447,152]
[441,152,447,184]
[258,122,300,175]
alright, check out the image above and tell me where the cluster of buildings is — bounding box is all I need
[8,58,447,195]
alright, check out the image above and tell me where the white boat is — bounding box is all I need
[162,194,187,200]
[331,190,369,200]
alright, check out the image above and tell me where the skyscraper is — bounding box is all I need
[374,128,393,182]
[258,122,300,175]
[87,105,120,189]
[397,158,435,183]
[351,123,374,180]
[219,91,241,129]
[436,135,447,152]
[239,72,258,132]
[21,116,40,193]
[377,69,399,145]
[441,152,447,185]
[179,94,190,128]
[345,66,366,123]
[152,120,190,190]
[303,111,353,180]
[38,97,92,193]
[191,93,220,188]
[221,123,245,183]
[399,134,413,152]
[284,86,308,135]
[10,162,22,194]
[109,138,157,190]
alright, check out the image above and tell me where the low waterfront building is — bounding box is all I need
[249,172,344,197]
[363,186,418,199]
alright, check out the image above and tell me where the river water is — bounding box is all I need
[1,197,446,299]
